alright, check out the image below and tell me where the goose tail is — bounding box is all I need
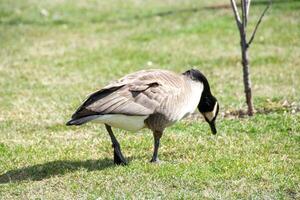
[66,115,99,126]
[66,119,77,126]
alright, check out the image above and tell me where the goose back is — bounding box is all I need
[69,69,204,131]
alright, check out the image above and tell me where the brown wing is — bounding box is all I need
[70,69,182,120]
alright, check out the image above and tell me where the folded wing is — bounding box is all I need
[70,70,182,122]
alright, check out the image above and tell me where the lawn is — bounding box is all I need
[0,0,299,199]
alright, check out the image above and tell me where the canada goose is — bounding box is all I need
[66,69,219,165]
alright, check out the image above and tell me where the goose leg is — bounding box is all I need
[150,131,163,163]
[105,124,127,165]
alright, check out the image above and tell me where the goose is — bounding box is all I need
[66,69,219,165]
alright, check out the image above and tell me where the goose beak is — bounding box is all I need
[209,121,217,134]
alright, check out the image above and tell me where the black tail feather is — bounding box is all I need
[66,115,99,126]
[66,119,85,126]
[66,119,77,126]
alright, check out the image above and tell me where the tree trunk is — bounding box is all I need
[240,28,254,116]
[230,0,270,116]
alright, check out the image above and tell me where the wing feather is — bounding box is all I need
[70,69,183,120]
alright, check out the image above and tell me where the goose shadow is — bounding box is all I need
[0,157,128,184]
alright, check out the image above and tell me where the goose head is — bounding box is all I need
[200,97,219,134]
[183,69,219,134]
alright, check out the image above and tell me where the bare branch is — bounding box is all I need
[241,0,246,27]
[230,0,242,30]
[241,0,251,27]
[248,0,271,46]
[244,0,251,26]
[246,0,251,18]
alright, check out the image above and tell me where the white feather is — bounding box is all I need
[92,114,148,132]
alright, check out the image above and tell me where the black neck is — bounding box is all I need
[198,76,215,113]
[182,69,216,113]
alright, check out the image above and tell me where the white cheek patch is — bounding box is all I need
[204,103,218,121]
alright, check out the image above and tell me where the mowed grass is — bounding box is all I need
[0,0,299,199]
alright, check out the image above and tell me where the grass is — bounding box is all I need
[0,0,299,199]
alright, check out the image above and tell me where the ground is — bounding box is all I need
[0,0,299,199]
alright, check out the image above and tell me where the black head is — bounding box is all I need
[183,69,219,134]
[182,69,208,83]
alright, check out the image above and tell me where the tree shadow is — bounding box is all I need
[0,157,126,184]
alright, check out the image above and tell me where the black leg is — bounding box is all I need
[105,124,127,165]
[150,131,163,163]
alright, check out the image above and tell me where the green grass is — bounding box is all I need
[0,0,299,199]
